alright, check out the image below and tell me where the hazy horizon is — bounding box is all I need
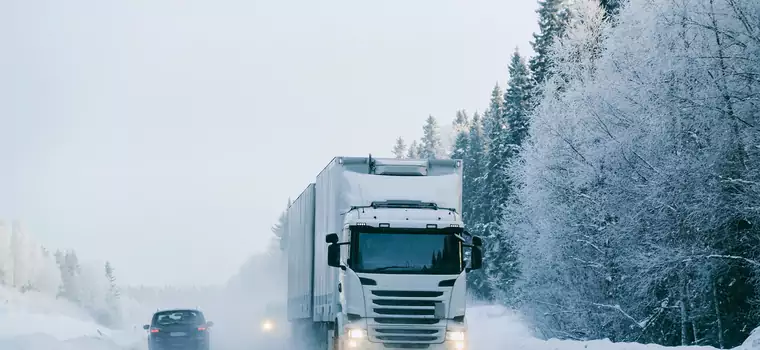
[0,0,538,287]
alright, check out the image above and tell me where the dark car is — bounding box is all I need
[143,309,214,350]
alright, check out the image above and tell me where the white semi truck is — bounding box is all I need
[286,156,484,350]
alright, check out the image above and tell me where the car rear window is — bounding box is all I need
[152,310,206,326]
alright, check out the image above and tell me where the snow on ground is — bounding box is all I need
[0,286,144,350]
[466,304,760,350]
[0,285,758,350]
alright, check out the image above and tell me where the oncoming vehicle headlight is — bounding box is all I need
[347,328,366,339]
[446,331,465,341]
[261,319,274,332]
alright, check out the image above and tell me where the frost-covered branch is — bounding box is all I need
[591,303,645,328]
[684,254,760,267]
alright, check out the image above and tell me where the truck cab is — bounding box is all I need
[326,202,482,350]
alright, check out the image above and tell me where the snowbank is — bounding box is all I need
[466,304,759,350]
[0,286,144,350]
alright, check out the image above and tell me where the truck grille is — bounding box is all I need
[369,290,446,346]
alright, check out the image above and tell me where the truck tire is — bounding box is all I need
[332,328,341,350]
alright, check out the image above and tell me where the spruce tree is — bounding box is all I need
[452,110,470,134]
[529,0,570,100]
[420,115,443,159]
[392,137,407,159]
[56,250,82,304]
[406,140,420,159]
[504,49,532,156]
[450,110,470,161]
[104,261,122,327]
[483,84,507,225]
[450,130,469,162]
[463,112,491,299]
[105,262,117,293]
[464,112,488,226]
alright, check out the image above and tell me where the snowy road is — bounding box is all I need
[1,305,756,350]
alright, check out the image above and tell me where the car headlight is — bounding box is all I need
[347,328,366,339]
[261,320,274,332]
[445,331,465,341]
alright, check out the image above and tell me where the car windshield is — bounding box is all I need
[153,310,206,326]
[350,230,462,274]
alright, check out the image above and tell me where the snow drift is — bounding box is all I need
[466,304,760,350]
[0,286,143,350]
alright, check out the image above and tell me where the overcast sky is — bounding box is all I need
[0,0,538,286]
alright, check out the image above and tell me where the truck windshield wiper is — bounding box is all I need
[368,265,415,272]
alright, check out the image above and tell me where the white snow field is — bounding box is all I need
[466,304,760,350]
[0,286,144,350]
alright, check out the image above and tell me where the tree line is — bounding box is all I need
[0,221,122,328]
[389,0,760,348]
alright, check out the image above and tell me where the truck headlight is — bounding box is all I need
[445,331,465,341]
[261,320,274,332]
[347,328,366,339]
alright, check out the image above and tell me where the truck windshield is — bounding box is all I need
[350,230,463,274]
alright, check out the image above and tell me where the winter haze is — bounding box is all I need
[4,0,760,350]
[0,0,537,286]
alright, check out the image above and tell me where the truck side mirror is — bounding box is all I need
[472,236,483,247]
[326,233,339,244]
[470,247,483,270]
[327,243,341,268]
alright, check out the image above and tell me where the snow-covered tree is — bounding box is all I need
[504,49,532,152]
[406,140,420,159]
[419,115,444,159]
[392,137,407,159]
[450,110,471,161]
[484,49,533,304]
[56,250,83,304]
[103,261,122,327]
[462,112,491,299]
[450,128,469,162]
[529,0,571,102]
[271,199,291,251]
[35,247,62,295]
[506,0,760,346]
[0,221,11,285]
[599,0,622,18]
[483,84,506,225]
[452,110,470,135]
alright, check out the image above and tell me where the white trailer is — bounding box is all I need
[286,156,484,350]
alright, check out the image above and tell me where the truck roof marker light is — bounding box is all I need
[450,224,460,228]
[427,224,438,229]
[379,223,390,228]
[356,222,367,226]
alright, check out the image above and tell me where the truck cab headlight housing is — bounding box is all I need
[347,328,366,339]
[445,331,465,341]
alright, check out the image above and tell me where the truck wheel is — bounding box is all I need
[332,328,341,350]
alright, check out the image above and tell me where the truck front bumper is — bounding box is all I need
[342,339,467,350]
